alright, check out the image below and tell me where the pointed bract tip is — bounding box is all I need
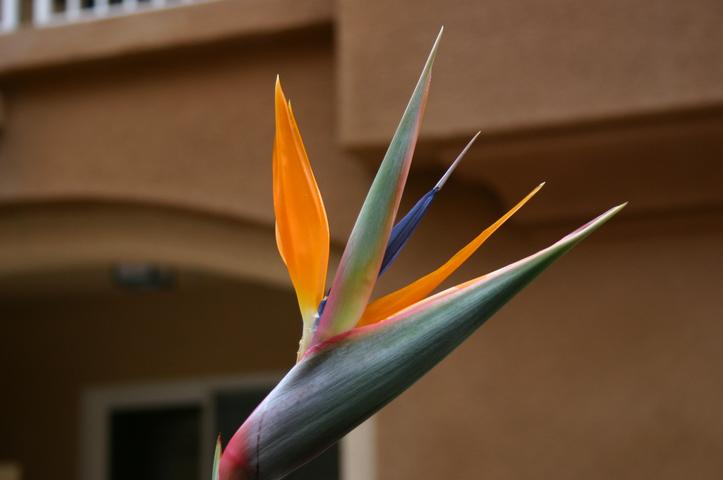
[565,203,626,240]
[414,28,443,88]
[212,435,222,480]
[593,203,626,224]
[435,132,481,189]
[606,202,627,217]
[275,76,285,99]
[601,202,627,220]
[582,203,626,235]
[429,27,444,62]
[419,27,443,77]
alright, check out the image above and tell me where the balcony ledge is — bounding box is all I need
[0,0,332,76]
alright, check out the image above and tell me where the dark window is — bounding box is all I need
[110,405,201,480]
[104,384,340,480]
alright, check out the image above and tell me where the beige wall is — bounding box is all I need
[1,1,722,479]
[337,0,723,223]
[339,0,723,141]
[0,28,368,242]
[378,211,723,480]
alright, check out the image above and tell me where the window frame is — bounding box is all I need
[80,374,377,480]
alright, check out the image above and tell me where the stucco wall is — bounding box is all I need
[377,211,723,480]
[338,0,723,142]
[0,1,722,479]
[0,28,368,242]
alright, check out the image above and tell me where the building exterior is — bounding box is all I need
[1,0,722,479]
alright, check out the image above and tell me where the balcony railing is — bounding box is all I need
[1,0,18,32]
[1,0,199,33]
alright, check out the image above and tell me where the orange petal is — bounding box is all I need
[357,183,544,327]
[274,78,330,355]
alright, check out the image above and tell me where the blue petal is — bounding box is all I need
[379,189,438,275]
[379,132,481,276]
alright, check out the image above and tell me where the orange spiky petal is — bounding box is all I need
[357,183,544,327]
[273,77,330,358]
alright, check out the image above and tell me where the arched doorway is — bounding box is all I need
[0,200,358,480]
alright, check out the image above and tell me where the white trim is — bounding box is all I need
[66,0,82,21]
[93,0,110,17]
[32,0,51,25]
[1,0,19,32]
[29,0,213,29]
[342,418,378,480]
[121,0,138,14]
[80,374,377,480]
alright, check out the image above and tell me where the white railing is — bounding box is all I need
[0,0,200,33]
[1,0,19,33]
[35,0,199,26]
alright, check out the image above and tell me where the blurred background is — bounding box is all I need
[0,0,721,479]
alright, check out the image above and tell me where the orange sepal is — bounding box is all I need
[357,183,544,327]
[273,77,330,355]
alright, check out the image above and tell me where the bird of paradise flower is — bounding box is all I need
[213,28,625,480]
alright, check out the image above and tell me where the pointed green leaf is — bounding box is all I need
[219,204,625,480]
[212,435,221,480]
[312,29,443,345]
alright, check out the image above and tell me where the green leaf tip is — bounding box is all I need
[212,435,221,480]
[312,29,444,345]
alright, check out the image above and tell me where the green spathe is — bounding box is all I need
[312,28,443,345]
[226,204,625,480]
